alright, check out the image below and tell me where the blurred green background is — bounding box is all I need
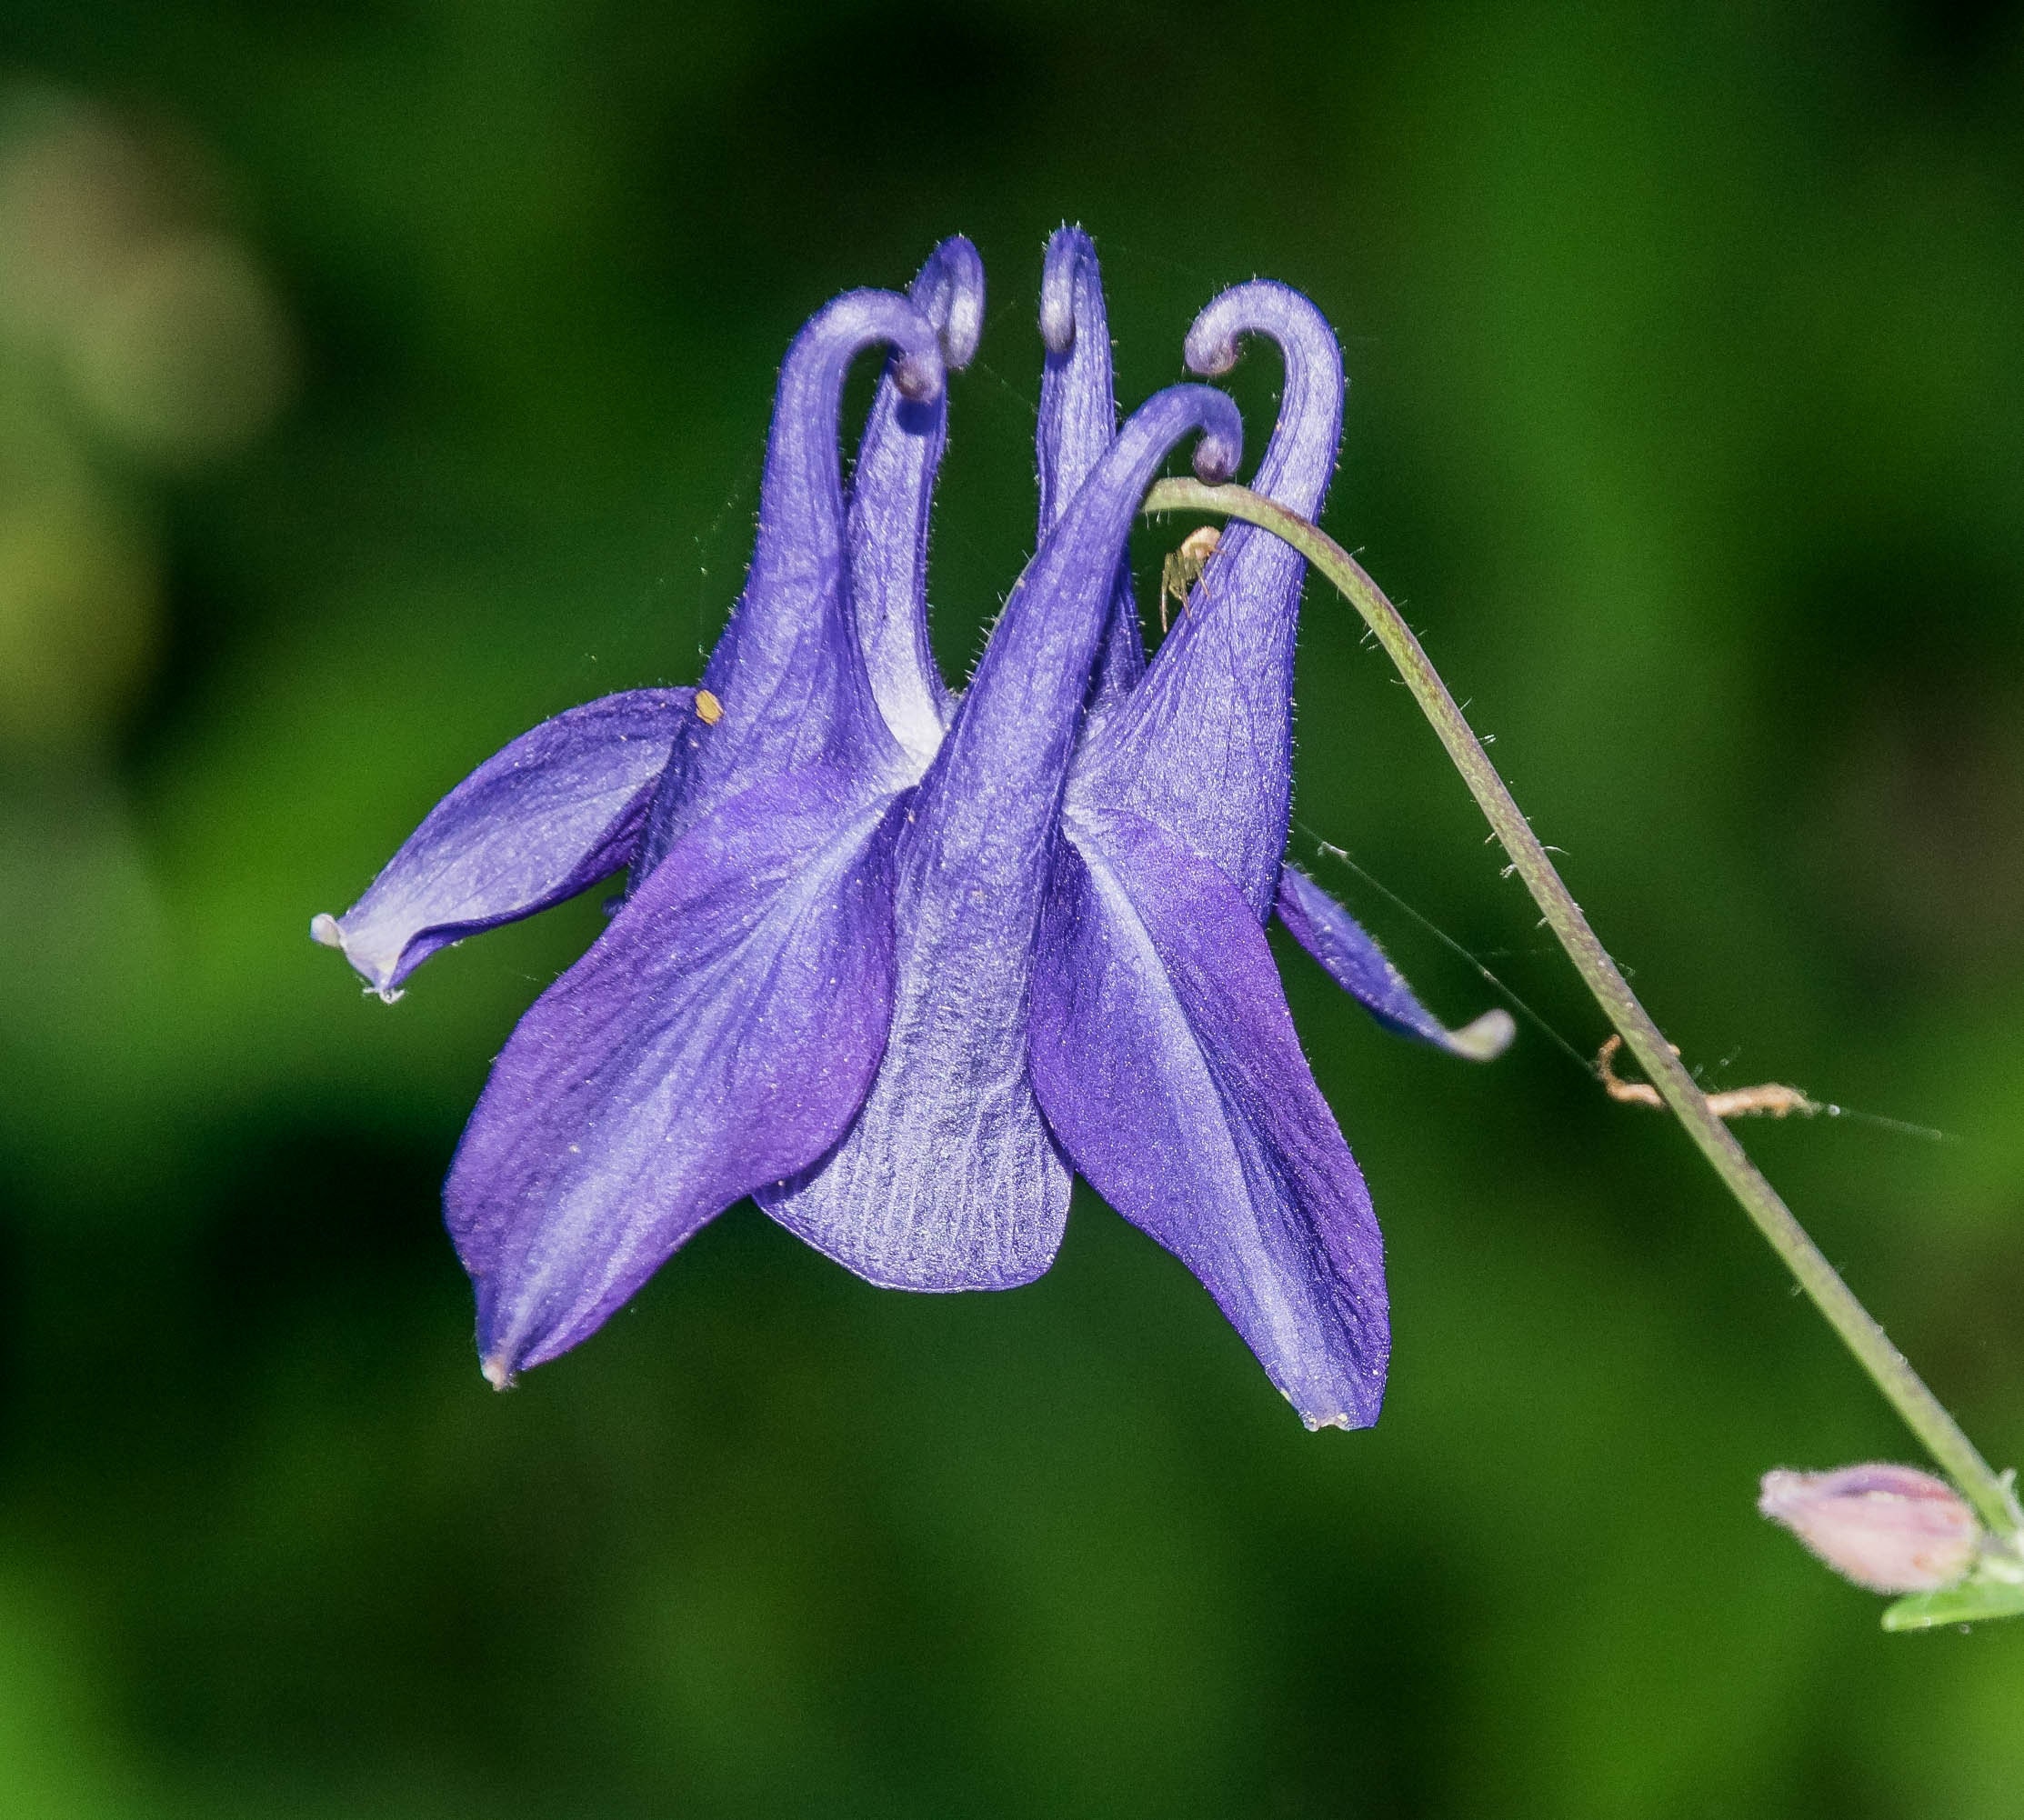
[1,1,2021,1814]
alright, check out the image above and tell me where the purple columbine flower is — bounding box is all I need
[317,234,1244,1386]
[316,232,1508,1423]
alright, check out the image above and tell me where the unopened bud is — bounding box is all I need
[1758,1464,1980,1594]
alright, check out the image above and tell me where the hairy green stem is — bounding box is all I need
[1145,476,2022,1544]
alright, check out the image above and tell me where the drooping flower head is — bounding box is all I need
[457,380,1239,1379]
[317,229,1242,1384]
[314,231,1508,1425]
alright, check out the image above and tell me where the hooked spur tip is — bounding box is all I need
[1449,1007,1517,1063]
[1040,287,1076,355]
[480,1352,516,1392]
[309,912,343,949]
[921,235,985,369]
[1191,428,1241,486]
[893,350,944,404]
[1187,280,1320,377]
[1039,224,1096,355]
[1184,325,1242,378]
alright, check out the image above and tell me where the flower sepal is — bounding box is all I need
[1881,1561,2024,1631]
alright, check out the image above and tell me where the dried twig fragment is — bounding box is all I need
[1598,1035,1820,1120]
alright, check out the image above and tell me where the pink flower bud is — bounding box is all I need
[1758,1464,1980,1594]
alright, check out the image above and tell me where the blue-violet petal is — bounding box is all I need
[1031,810,1389,1430]
[448,766,902,1383]
[1037,225,1142,712]
[763,383,1243,1287]
[636,289,944,873]
[312,687,696,999]
[849,235,982,769]
[1276,864,1514,1061]
[1071,281,1344,915]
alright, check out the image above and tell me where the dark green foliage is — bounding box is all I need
[0,2,2019,1814]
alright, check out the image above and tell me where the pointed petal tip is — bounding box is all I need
[313,910,404,1002]
[1298,1395,1381,1434]
[1291,1340,1387,1433]
[1449,1007,1517,1062]
[480,1352,516,1392]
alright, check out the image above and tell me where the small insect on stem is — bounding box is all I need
[1159,525,1221,634]
[1597,1035,1821,1120]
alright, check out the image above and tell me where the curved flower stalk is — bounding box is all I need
[1027,245,1511,1428]
[313,238,985,1001]
[1143,467,2024,1600]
